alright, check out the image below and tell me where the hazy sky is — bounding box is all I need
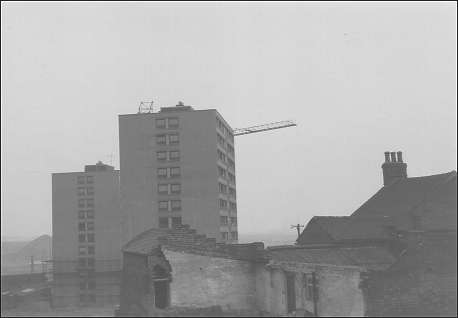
[2,2,456,239]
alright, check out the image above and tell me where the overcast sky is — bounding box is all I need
[2,2,456,240]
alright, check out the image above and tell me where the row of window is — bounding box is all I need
[158,167,181,178]
[156,117,179,129]
[158,183,181,195]
[159,216,182,229]
[220,216,237,225]
[218,182,236,197]
[78,221,94,232]
[218,166,236,183]
[79,293,96,303]
[156,133,180,145]
[77,187,94,196]
[157,150,180,162]
[80,280,96,290]
[219,199,237,211]
[78,245,95,256]
[78,257,95,267]
[77,175,94,184]
[221,231,238,240]
[78,210,95,219]
[216,117,234,142]
[78,198,94,209]
[79,233,95,243]
[158,200,182,211]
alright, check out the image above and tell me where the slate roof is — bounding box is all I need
[351,171,457,231]
[267,246,396,270]
[308,216,394,241]
[122,228,170,255]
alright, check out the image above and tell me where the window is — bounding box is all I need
[78,258,86,267]
[157,151,167,161]
[80,280,87,290]
[171,217,182,228]
[86,198,94,208]
[156,118,166,128]
[231,217,237,225]
[86,222,94,231]
[77,176,85,184]
[220,216,228,225]
[228,172,235,183]
[79,294,87,302]
[171,183,181,194]
[217,133,225,147]
[79,246,86,255]
[78,199,85,208]
[170,167,181,177]
[157,135,167,145]
[157,168,167,178]
[87,233,95,243]
[168,117,179,129]
[219,199,228,209]
[78,187,85,196]
[159,201,169,211]
[171,200,181,211]
[86,176,94,184]
[78,222,86,232]
[86,187,94,196]
[230,202,237,211]
[86,210,94,219]
[227,144,234,156]
[88,280,96,290]
[229,187,236,197]
[159,217,169,228]
[158,184,169,194]
[219,183,227,194]
[221,232,228,240]
[87,258,95,267]
[169,151,180,161]
[227,158,235,169]
[218,166,226,178]
[217,150,226,162]
[231,232,238,240]
[79,234,86,243]
[304,274,318,301]
[78,211,86,219]
[88,246,95,255]
[87,294,96,303]
[169,134,179,144]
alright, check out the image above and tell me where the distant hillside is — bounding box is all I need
[1,235,52,275]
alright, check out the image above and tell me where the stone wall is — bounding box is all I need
[163,248,257,311]
[255,263,365,317]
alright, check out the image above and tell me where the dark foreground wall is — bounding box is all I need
[365,232,457,317]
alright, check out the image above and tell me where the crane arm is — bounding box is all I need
[233,120,297,136]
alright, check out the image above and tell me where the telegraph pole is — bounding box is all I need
[290,224,304,239]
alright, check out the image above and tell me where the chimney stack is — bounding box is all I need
[381,151,407,186]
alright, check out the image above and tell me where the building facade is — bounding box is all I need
[51,162,122,307]
[119,104,238,245]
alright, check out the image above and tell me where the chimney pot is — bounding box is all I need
[390,152,397,162]
[384,152,390,162]
[397,151,403,163]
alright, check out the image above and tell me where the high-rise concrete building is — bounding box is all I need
[119,104,238,245]
[52,162,121,307]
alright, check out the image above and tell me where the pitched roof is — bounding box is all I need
[306,216,394,241]
[122,226,267,261]
[122,228,170,255]
[351,171,457,231]
[267,246,396,270]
